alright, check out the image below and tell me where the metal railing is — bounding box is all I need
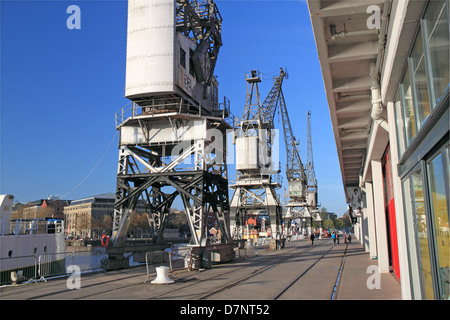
[143,246,193,283]
[169,247,193,272]
[1,249,107,286]
[0,255,38,285]
[144,251,170,283]
[115,97,233,129]
[1,219,64,236]
[38,253,67,282]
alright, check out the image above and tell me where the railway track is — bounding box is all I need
[148,239,326,300]
[196,242,349,300]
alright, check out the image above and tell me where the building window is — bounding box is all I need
[402,175,422,299]
[402,139,450,300]
[189,48,196,78]
[180,48,186,69]
[409,27,431,130]
[395,91,405,156]
[396,0,449,159]
[426,144,450,300]
[422,0,449,109]
[400,67,417,149]
[410,167,435,299]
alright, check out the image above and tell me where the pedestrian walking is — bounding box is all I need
[331,231,336,245]
[310,233,315,246]
[348,234,352,243]
[336,232,340,245]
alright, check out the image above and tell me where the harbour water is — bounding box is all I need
[64,246,109,273]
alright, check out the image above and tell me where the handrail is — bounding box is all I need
[115,97,233,129]
[1,219,64,236]
[0,255,39,285]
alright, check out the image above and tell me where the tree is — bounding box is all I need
[102,214,112,235]
[128,212,152,238]
[76,214,90,237]
[341,214,352,229]
[334,218,344,230]
[323,219,335,230]
[166,210,187,229]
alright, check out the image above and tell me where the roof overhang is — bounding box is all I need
[307,0,427,201]
[307,0,388,201]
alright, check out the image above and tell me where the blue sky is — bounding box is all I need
[0,0,347,215]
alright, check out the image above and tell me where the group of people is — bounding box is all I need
[309,231,352,246]
[330,231,352,246]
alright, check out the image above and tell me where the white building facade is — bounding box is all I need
[307,0,448,299]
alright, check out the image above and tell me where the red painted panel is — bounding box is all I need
[383,145,400,281]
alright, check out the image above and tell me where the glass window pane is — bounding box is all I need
[427,152,450,299]
[403,177,423,298]
[423,0,449,107]
[401,67,417,147]
[412,168,435,299]
[410,30,431,129]
[395,93,406,156]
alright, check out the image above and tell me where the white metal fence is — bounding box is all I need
[1,249,108,285]
[144,247,193,283]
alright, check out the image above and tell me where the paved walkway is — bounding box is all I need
[334,240,401,300]
[0,239,402,302]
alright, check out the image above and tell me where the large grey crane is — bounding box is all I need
[230,69,284,249]
[278,83,308,202]
[108,0,235,270]
[306,111,318,208]
[271,70,321,237]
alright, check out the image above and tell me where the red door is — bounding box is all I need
[382,145,400,280]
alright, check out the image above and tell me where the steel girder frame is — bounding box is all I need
[111,141,232,248]
[283,204,322,237]
[230,183,283,243]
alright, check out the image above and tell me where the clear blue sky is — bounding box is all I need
[0,0,348,215]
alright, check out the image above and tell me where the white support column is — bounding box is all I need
[364,182,377,258]
[354,217,360,240]
[360,190,370,252]
[371,160,390,273]
[387,101,410,299]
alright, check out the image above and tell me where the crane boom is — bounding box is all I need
[278,88,308,201]
[251,68,308,201]
[306,110,318,207]
[260,68,287,126]
[279,91,307,182]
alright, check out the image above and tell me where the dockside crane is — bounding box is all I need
[108,0,235,270]
[306,110,318,209]
[278,83,308,204]
[230,69,285,249]
[272,71,321,237]
[305,110,322,236]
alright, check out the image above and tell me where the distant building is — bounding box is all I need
[14,198,70,219]
[64,193,147,238]
[64,193,115,238]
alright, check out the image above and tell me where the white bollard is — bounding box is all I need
[151,266,174,284]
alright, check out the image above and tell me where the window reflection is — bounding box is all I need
[395,96,406,157]
[427,152,450,300]
[401,67,417,147]
[412,168,434,299]
[409,30,431,129]
[423,0,449,108]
